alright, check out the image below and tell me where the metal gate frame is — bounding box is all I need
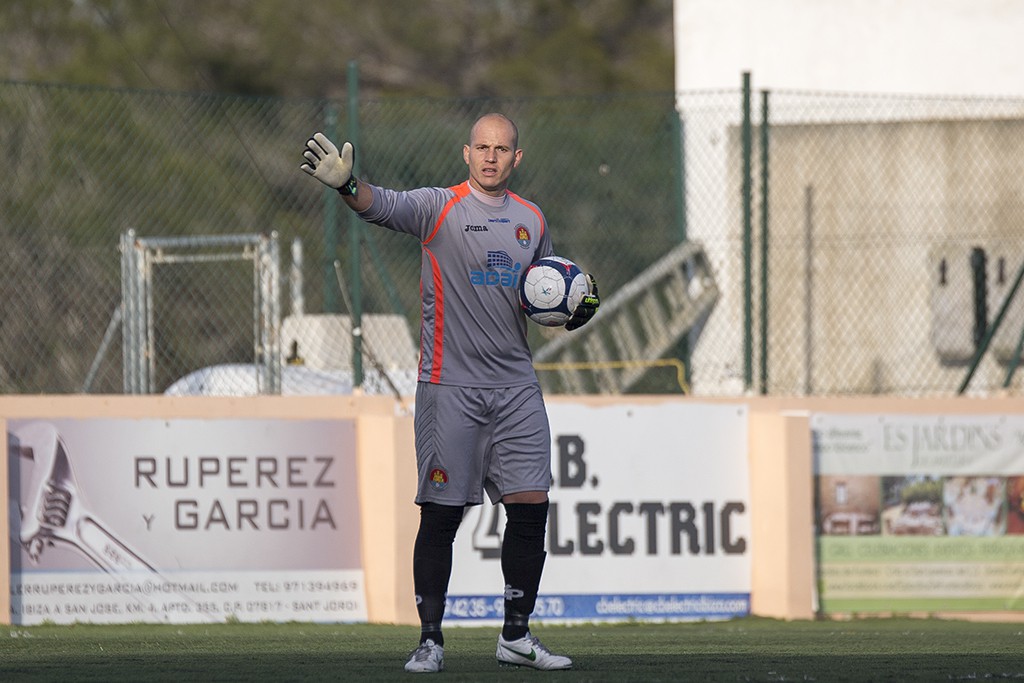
[119,230,281,394]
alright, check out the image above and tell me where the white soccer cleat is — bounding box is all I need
[404,639,444,673]
[496,632,572,670]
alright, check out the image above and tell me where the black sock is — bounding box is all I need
[501,501,549,641]
[413,503,464,646]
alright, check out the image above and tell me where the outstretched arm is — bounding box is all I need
[300,132,372,212]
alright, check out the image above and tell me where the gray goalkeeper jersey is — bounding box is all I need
[357,180,553,387]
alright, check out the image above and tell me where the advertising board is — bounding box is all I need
[7,418,367,624]
[814,413,1024,612]
[447,402,751,623]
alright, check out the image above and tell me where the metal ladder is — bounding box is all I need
[533,240,719,394]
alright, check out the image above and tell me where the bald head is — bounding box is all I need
[470,113,519,151]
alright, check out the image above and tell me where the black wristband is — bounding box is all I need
[338,176,359,196]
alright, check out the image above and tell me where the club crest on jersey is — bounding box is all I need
[470,250,521,288]
[429,468,449,491]
[515,224,531,249]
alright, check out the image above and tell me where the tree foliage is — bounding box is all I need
[0,0,674,97]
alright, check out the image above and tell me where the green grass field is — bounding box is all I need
[1,617,1021,682]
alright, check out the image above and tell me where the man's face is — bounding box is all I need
[464,117,522,196]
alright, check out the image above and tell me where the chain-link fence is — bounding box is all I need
[675,87,1024,397]
[3,78,1024,396]
[744,91,1024,397]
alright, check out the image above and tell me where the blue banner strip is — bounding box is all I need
[445,592,750,621]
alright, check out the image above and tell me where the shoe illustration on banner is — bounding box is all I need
[14,421,159,573]
[9,421,215,622]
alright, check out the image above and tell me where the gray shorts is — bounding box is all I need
[413,382,552,506]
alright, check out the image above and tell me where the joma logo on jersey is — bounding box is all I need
[470,250,521,288]
[464,224,488,232]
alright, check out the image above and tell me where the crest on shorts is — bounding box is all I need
[515,224,531,249]
[429,468,449,491]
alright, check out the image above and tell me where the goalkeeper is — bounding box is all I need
[301,113,598,673]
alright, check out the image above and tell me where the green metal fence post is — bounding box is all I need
[1003,322,1024,389]
[673,106,688,244]
[347,60,364,387]
[759,89,770,395]
[323,102,340,313]
[959,255,1024,394]
[672,104,692,388]
[742,72,753,391]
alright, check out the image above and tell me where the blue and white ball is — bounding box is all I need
[519,256,589,327]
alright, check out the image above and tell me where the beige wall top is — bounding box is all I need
[0,395,398,419]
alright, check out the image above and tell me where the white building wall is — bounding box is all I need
[674,0,1024,96]
[672,0,1024,396]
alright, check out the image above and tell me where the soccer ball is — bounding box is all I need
[519,256,589,327]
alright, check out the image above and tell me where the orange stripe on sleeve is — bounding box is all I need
[424,182,471,245]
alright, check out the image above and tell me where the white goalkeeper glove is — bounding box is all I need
[301,132,358,195]
[566,274,599,331]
